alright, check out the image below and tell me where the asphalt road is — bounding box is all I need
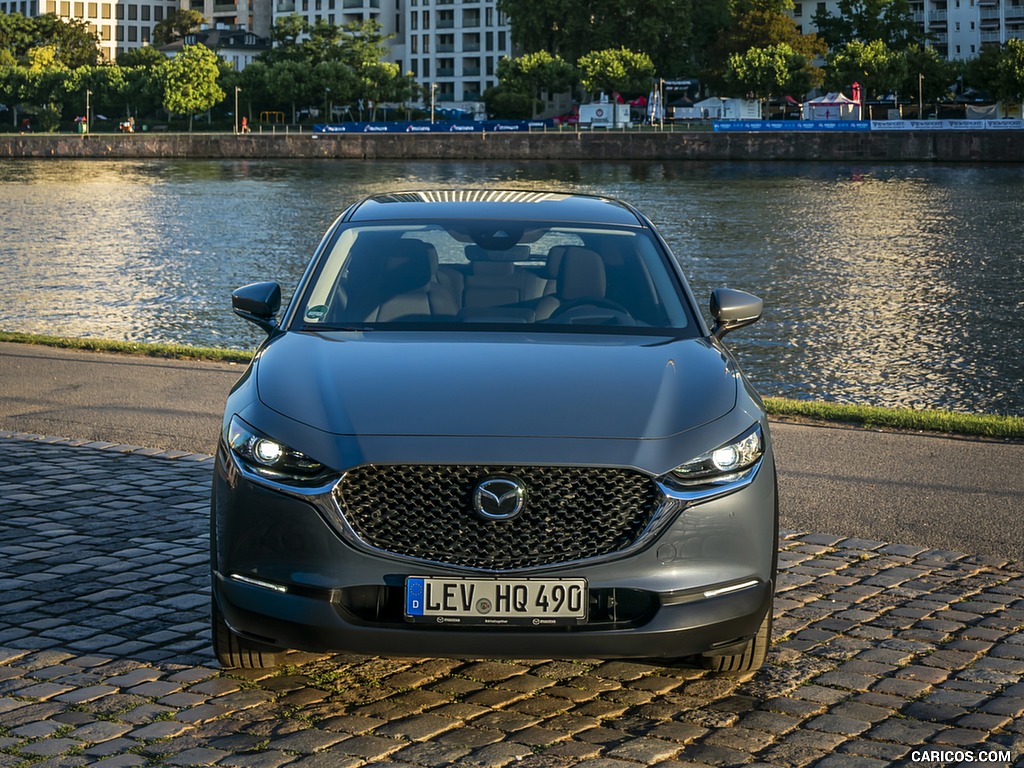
[2,340,1022,562]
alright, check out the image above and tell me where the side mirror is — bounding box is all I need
[232,282,281,334]
[710,288,763,339]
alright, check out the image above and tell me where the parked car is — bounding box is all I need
[212,189,777,674]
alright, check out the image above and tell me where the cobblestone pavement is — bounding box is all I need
[1,435,1023,768]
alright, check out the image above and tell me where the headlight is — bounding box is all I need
[227,415,327,483]
[670,425,764,486]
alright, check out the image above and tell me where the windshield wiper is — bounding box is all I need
[301,323,373,332]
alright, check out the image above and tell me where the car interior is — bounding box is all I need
[303,225,689,329]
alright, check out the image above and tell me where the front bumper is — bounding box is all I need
[211,438,777,661]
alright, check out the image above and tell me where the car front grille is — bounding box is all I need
[335,465,661,570]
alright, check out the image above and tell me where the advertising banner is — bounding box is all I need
[313,120,549,134]
[713,121,871,131]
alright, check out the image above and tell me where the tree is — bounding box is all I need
[706,0,825,91]
[265,13,308,62]
[117,45,168,69]
[339,19,392,69]
[899,44,954,111]
[726,42,821,108]
[812,0,923,49]
[577,47,656,99]
[826,39,907,101]
[497,0,694,76]
[489,51,576,117]
[265,59,310,123]
[0,13,100,67]
[994,39,1024,106]
[482,85,536,119]
[502,51,576,95]
[162,43,225,130]
[0,63,30,126]
[0,12,37,62]
[302,18,344,66]
[122,63,167,121]
[356,61,415,117]
[152,10,205,47]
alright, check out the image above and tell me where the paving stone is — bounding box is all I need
[19,738,84,757]
[1,437,1022,768]
[218,750,301,767]
[163,747,232,765]
[265,729,348,754]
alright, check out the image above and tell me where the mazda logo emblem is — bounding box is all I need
[472,476,526,521]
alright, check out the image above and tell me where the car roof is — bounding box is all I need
[343,190,647,227]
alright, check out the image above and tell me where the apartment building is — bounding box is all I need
[403,0,511,105]
[189,0,271,38]
[0,0,183,61]
[792,0,1024,60]
[273,0,511,108]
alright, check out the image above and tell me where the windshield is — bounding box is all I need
[294,221,695,333]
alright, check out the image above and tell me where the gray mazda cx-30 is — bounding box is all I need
[212,189,777,674]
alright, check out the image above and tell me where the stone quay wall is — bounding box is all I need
[1,129,1023,162]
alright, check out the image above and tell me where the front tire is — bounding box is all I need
[212,601,287,669]
[700,600,773,675]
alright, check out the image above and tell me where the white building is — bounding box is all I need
[271,0,512,110]
[791,0,1024,60]
[402,0,512,106]
[160,25,272,69]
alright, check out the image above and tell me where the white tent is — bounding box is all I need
[693,97,761,120]
[803,92,861,120]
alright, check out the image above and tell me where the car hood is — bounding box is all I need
[255,331,738,440]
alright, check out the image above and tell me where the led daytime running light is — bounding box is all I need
[671,425,764,486]
[228,416,325,480]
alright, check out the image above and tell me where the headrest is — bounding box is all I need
[385,240,434,294]
[558,247,606,301]
[345,236,435,296]
[545,245,567,279]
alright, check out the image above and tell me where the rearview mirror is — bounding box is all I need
[710,288,763,339]
[232,282,281,334]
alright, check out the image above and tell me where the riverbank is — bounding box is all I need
[3,129,1024,161]
[3,331,1021,441]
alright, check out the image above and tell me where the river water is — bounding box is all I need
[1,158,1022,416]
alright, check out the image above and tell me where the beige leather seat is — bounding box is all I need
[339,236,457,322]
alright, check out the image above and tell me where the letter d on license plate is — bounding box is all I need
[405,576,587,626]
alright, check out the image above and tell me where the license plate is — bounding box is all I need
[405,576,587,626]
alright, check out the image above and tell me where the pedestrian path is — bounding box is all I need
[0,436,1022,767]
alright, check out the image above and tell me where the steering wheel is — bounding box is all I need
[548,297,635,325]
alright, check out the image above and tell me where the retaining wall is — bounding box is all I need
[0,129,1022,161]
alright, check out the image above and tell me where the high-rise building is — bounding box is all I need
[791,0,1024,60]
[402,0,511,105]
[272,0,512,109]
[189,0,272,38]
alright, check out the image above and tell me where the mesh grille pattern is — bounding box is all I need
[337,465,660,570]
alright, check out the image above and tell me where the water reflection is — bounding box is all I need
[0,159,1021,416]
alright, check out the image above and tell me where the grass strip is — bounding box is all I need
[3,330,1021,440]
[764,397,1024,441]
[0,330,253,364]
